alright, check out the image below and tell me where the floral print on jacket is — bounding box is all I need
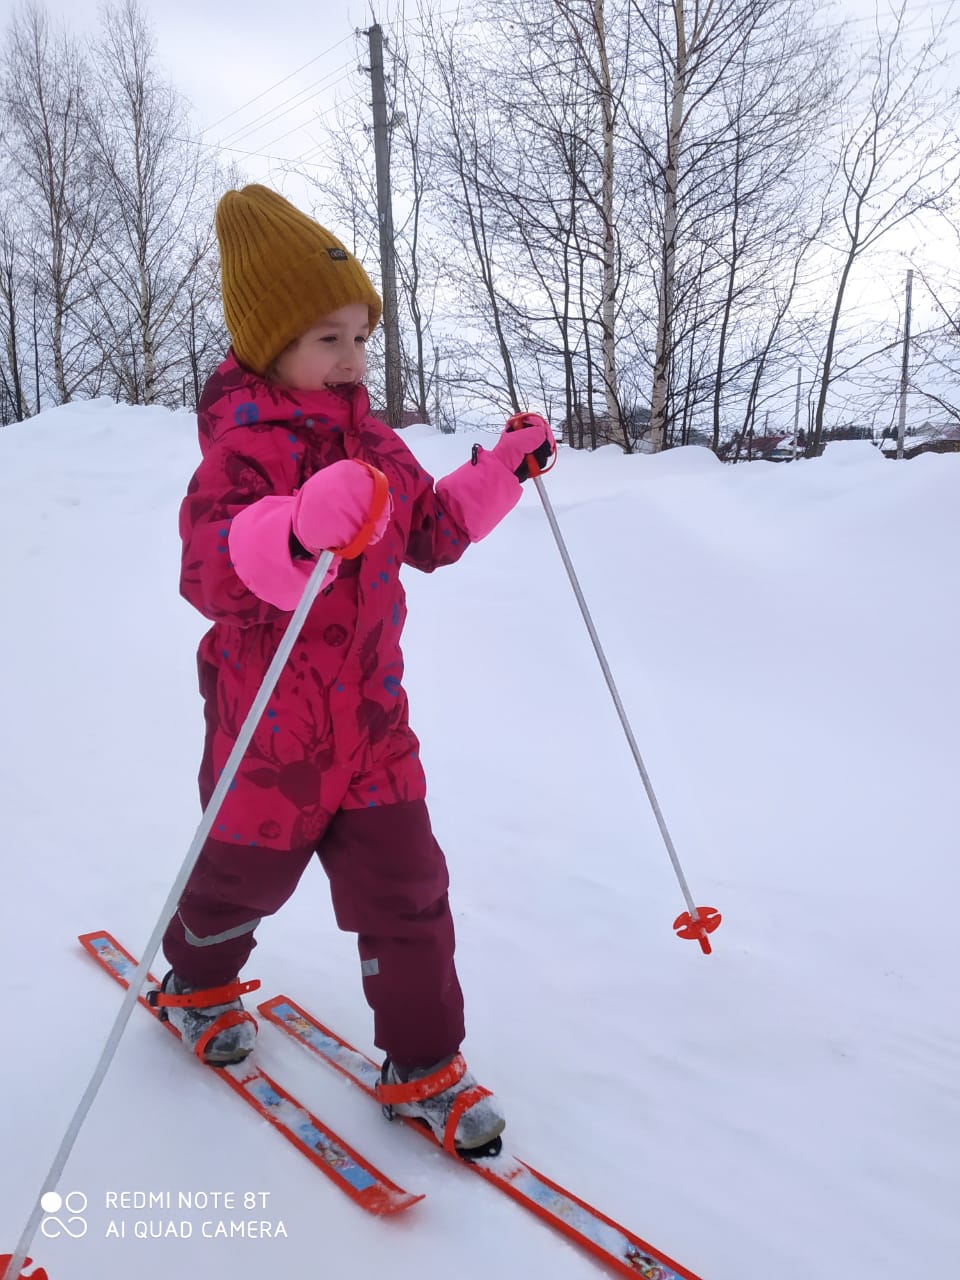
[179,352,471,851]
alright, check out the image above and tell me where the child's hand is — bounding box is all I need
[292,459,392,557]
[492,415,556,482]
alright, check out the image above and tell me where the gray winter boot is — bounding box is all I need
[150,971,259,1066]
[377,1053,505,1159]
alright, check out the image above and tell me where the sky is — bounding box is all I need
[1,0,408,204]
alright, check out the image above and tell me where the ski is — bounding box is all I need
[78,932,422,1217]
[259,994,703,1280]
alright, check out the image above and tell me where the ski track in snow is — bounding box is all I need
[1,400,958,1280]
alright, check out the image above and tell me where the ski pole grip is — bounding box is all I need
[332,462,391,559]
[505,412,557,480]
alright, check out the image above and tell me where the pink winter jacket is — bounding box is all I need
[179,353,473,851]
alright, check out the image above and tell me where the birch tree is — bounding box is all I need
[2,4,99,403]
[627,0,837,451]
[549,0,626,440]
[413,0,637,441]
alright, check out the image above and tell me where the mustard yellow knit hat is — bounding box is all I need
[215,184,382,375]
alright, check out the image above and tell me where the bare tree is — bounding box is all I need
[910,253,960,427]
[422,14,524,414]
[2,3,99,403]
[703,19,837,450]
[390,30,445,423]
[485,2,606,444]
[549,0,627,440]
[810,1,960,451]
[0,205,29,421]
[626,0,838,452]
[408,0,639,443]
[177,218,228,408]
[86,0,219,405]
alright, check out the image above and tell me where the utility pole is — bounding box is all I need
[366,24,403,429]
[792,366,802,461]
[896,268,913,461]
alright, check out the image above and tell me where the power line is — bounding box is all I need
[201,32,357,132]
[256,70,359,151]
[218,58,358,147]
[205,5,472,155]
[294,99,372,165]
[169,75,365,175]
[171,133,342,171]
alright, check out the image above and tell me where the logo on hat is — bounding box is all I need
[327,248,348,261]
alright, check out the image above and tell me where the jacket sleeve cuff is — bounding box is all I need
[435,450,522,542]
[229,495,324,611]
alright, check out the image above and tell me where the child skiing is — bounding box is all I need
[156,184,554,1157]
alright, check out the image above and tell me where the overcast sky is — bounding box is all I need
[3,0,405,203]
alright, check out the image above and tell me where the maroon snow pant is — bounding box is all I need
[161,800,465,1070]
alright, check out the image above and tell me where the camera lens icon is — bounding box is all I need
[40,1190,88,1239]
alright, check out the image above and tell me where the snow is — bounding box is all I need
[1,400,958,1280]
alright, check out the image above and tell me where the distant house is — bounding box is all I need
[767,435,798,462]
[366,406,431,429]
[400,409,429,429]
[879,422,960,458]
[721,431,796,462]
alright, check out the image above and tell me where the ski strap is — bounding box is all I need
[150,977,261,1010]
[376,1054,493,1154]
[441,1084,493,1155]
[193,1009,258,1063]
[376,1053,467,1106]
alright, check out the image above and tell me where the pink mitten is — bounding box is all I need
[229,496,337,610]
[436,415,556,543]
[492,415,556,479]
[292,459,392,555]
[227,459,391,612]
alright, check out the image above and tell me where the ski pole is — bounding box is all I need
[505,414,721,956]
[4,471,390,1280]
[2,543,333,1280]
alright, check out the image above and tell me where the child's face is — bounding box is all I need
[272,302,370,391]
